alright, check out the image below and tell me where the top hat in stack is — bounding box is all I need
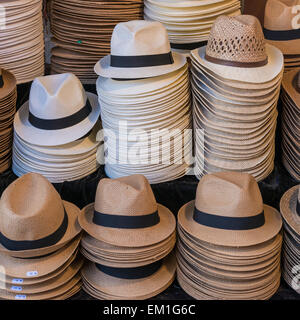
[79,174,177,300]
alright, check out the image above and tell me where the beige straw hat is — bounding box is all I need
[0,173,81,258]
[178,172,282,247]
[282,68,300,106]
[79,174,176,247]
[0,68,17,100]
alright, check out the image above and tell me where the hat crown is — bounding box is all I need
[205,15,267,65]
[0,173,65,241]
[195,172,264,218]
[94,175,158,216]
[110,20,171,56]
[29,73,87,119]
[264,0,300,30]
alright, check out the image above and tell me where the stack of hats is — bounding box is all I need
[0,173,82,300]
[0,0,44,83]
[0,68,17,173]
[280,185,300,295]
[190,15,284,181]
[177,171,283,300]
[12,73,101,183]
[144,0,241,53]
[50,0,144,83]
[264,0,300,72]
[281,68,300,181]
[79,174,177,300]
[95,20,193,184]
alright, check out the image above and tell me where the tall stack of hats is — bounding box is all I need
[264,0,300,72]
[12,73,101,183]
[0,0,44,83]
[280,185,300,295]
[177,172,283,300]
[144,0,241,53]
[281,68,300,181]
[79,174,177,300]
[0,173,82,300]
[190,15,284,181]
[50,0,144,83]
[0,68,17,173]
[95,20,193,184]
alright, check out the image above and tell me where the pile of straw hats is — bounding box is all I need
[144,0,241,53]
[264,0,300,72]
[0,0,44,84]
[0,173,82,300]
[177,172,283,300]
[281,68,300,181]
[12,73,101,183]
[95,20,193,183]
[50,0,143,83]
[280,185,300,295]
[0,68,17,173]
[79,174,177,300]
[190,15,284,181]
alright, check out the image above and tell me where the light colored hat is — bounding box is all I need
[264,0,300,55]
[14,73,100,146]
[79,174,176,247]
[178,172,282,247]
[94,20,186,79]
[0,173,81,258]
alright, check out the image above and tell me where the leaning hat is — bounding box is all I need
[191,15,283,83]
[0,173,82,258]
[79,174,176,247]
[178,172,282,247]
[14,73,100,146]
[94,20,186,79]
[0,68,17,100]
[282,68,300,104]
[264,0,300,55]
[280,185,300,234]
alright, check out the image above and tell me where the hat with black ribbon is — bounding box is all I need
[0,173,82,258]
[79,174,176,248]
[178,171,282,247]
[94,20,187,79]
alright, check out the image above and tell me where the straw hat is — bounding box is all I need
[79,174,176,247]
[95,20,186,79]
[14,73,100,146]
[0,173,81,258]
[178,172,282,247]
[264,0,300,55]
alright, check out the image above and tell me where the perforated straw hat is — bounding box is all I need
[94,20,186,79]
[0,173,81,258]
[79,174,176,247]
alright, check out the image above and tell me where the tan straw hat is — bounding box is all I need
[282,68,300,105]
[0,68,17,100]
[178,172,282,247]
[0,173,82,258]
[79,174,176,247]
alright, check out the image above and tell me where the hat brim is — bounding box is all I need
[79,203,176,247]
[0,201,82,258]
[14,92,100,146]
[94,51,187,79]
[266,39,300,56]
[0,69,17,100]
[178,201,282,247]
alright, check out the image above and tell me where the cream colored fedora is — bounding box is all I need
[94,20,186,79]
[14,73,100,146]
[264,0,300,55]
[178,172,282,247]
[79,174,176,247]
[0,173,81,258]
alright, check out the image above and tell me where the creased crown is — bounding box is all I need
[29,73,87,119]
[0,173,65,241]
[110,20,171,56]
[94,174,158,216]
[195,172,264,218]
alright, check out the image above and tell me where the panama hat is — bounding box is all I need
[14,73,100,146]
[94,20,186,79]
[0,173,81,258]
[79,174,176,247]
